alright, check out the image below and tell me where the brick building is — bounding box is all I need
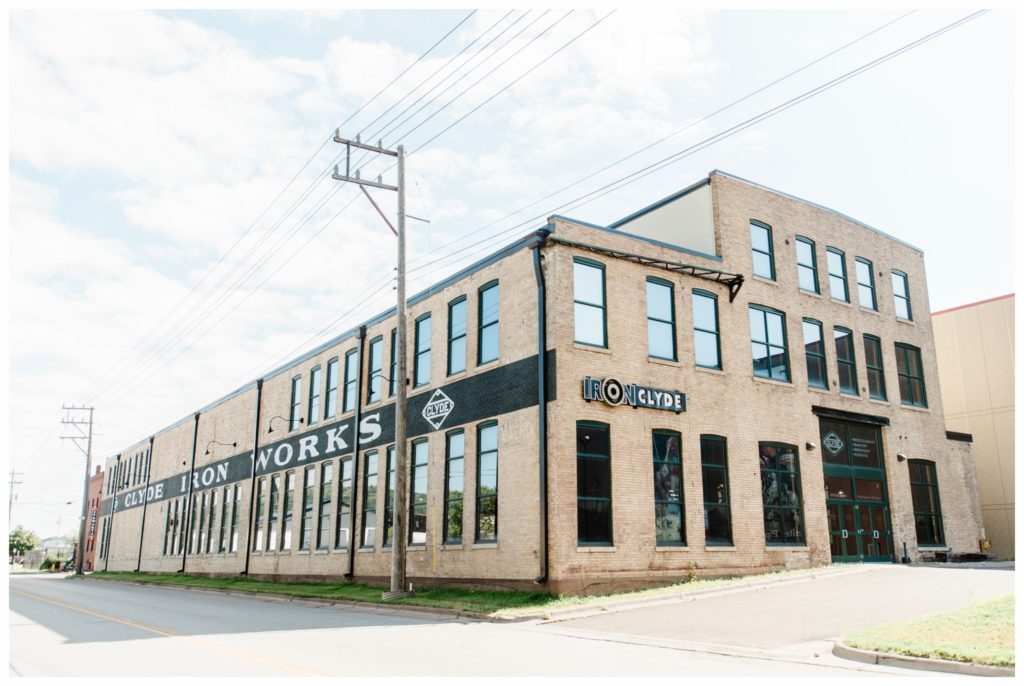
[97,171,984,593]
[83,465,104,571]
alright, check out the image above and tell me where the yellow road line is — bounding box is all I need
[10,587,330,676]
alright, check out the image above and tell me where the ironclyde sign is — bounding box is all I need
[582,376,686,414]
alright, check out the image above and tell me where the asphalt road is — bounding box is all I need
[9,565,1011,677]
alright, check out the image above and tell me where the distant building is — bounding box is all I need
[97,171,985,593]
[84,465,105,571]
[933,294,1015,559]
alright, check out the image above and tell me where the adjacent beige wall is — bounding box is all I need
[933,294,1015,559]
[613,182,716,256]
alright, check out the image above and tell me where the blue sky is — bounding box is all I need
[7,7,1015,538]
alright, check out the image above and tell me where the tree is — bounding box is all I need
[9,526,41,557]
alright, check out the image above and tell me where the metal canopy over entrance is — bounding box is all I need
[548,236,745,302]
[819,416,895,563]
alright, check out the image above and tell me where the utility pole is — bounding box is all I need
[331,132,412,599]
[61,405,94,576]
[8,470,24,526]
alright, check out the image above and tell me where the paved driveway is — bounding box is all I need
[547,564,1014,655]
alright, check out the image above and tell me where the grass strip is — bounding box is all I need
[844,594,1015,667]
[89,564,845,617]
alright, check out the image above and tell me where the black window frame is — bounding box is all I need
[895,343,928,408]
[388,329,397,397]
[827,247,849,303]
[701,435,732,546]
[759,442,805,546]
[855,257,877,311]
[383,445,396,547]
[750,219,775,280]
[324,357,339,419]
[795,235,819,294]
[573,257,607,348]
[281,470,295,551]
[317,460,333,550]
[336,456,353,550]
[299,465,315,551]
[414,314,432,388]
[576,421,612,546]
[289,375,302,431]
[342,348,358,413]
[367,336,384,404]
[478,280,500,365]
[863,334,887,401]
[361,451,377,548]
[749,304,790,382]
[307,365,322,426]
[646,277,677,361]
[409,439,429,545]
[909,459,945,546]
[802,318,828,390]
[447,296,467,376]
[443,429,465,544]
[892,270,913,320]
[692,289,721,370]
[834,326,858,396]
[652,429,685,546]
[476,421,498,543]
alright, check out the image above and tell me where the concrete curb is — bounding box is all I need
[833,642,1015,677]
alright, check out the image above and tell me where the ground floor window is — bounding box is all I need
[444,430,465,544]
[476,422,498,543]
[701,435,732,545]
[759,443,805,545]
[230,485,241,552]
[362,451,378,548]
[577,421,612,545]
[411,440,429,545]
[337,457,353,549]
[652,430,684,545]
[909,460,945,546]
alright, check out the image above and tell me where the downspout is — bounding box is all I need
[345,325,367,578]
[532,227,551,584]
[179,412,201,574]
[135,437,155,571]
[242,379,264,576]
[104,453,120,572]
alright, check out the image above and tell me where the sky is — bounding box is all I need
[5,6,1016,540]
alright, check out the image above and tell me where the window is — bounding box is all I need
[447,297,467,376]
[803,319,827,389]
[856,258,877,310]
[892,270,912,320]
[795,236,819,293]
[230,485,241,552]
[324,357,339,419]
[646,278,676,360]
[218,486,229,552]
[308,365,322,425]
[317,461,333,550]
[909,460,944,546]
[577,421,611,545]
[444,430,465,544]
[652,430,684,545]
[368,337,384,403]
[827,248,848,302]
[336,458,353,549]
[895,343,927,407]
[749,305,790,381]
[750,220,775,280]
[299,466,315,550]
[701,436,732,545]
[383,446,397,546]
[282,471,295,550]
[692,290,721,369]
[410,440,429,544]
[197,492,207,553]
[389,329,397,397]
[834,326,858,395]
[759,443,805,545]
[343,349,358,413]
[163,501,172,556]
[267,474,280,551]
[573,259,606,347]
[414,315,432,387]
[478,282,499,364]
[289,376,302,431]
[206,490,217,553]
[864,335,887,400]
[253,478,266,551]
[476,423,498,543]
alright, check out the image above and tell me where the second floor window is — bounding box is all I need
[856,258,877,310]
[574,259,606,347]
[803,319,827,389]
[750,220,775,280]
[368,337,383,403]
[447,298,467,376]
[415,315,432,387]
[692,290,721,369]
[646,278,676,361]
[289,376,302,431]
[478,281,499,364]
[795,236,819,293]
[343,349,358,412]
[389,329,397,396]
[892,270,912,320]
[864,334,887,400]
[834,326,858,395]
[895,343,927,407]
[324,357,339,419]
[308,366,321,425]
[749,305,789,382]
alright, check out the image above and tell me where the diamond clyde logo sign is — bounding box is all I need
[823,431,845,455]
[422,389,455,430]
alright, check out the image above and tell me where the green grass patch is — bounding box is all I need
[89,564,845,617]
[844,594,1015,667]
